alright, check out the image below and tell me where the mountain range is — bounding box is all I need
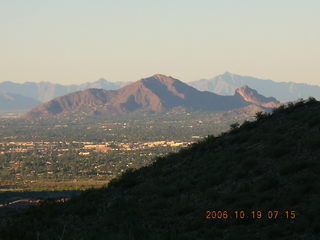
[0,92,41,112]
[1,72,319,113]
[190,72,320,102]
[2,73,320,104]
[0,78,129,103]
[24,74,280,118]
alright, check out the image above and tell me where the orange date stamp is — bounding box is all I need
[205,210,296,220]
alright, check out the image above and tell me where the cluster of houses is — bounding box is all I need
[0,140,191,156]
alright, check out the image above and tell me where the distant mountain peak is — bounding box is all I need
[138,74,190,96]
[221,71,234,78]
[0,78,130,103]
[222,71,232,75]
[235,85,280,108]
[190,72,320,101]
[96,78,109,83]
[152,73,170,78]
[0,92,41,112]
[235,85,258,97]
[143,74,176,83]
[238,85,250,89]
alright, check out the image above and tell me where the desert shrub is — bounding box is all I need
[272,104,287,114]
[256,177,279,191]
[108,168,141,189]
[266,144,291,158]
[307,135,320,151]
[307,96,318,104]
[240,120,255,130]
[229,131,251,144]
[279,160,306,176]
[241,157,258,169]
[255,111,270,121]
[221,194,237,204]
[230,122,240,131]
[206,134,216,142]
[295,98,305,107]
[308,116,320,127]
[286,102,295,112]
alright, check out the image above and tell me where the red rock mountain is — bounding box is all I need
[235,85,280,108]
[24,74,280,118]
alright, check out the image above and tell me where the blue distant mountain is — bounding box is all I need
[0,78,130,102]
[0,92,41,112]
[190,72,320,102]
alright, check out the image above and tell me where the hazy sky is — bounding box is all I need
[1,0,320,85]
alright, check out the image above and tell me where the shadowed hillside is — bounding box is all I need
[1,98,320,239]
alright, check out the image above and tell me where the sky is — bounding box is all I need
[1,0,320,85]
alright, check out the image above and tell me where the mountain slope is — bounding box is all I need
[1,98,319,239]
[0,92,41,112]
[190,72,320,102]
[24,74,280,118]
[25,89,117,117]
[0,79,129,102]
[235,85,280,108]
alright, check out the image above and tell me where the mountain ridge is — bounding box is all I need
[0,92,42,112]
[3,72,319,103]
[190,72,320,101]
[0,79,129,102]
[24,74,280,118]
[235,85,280,108]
